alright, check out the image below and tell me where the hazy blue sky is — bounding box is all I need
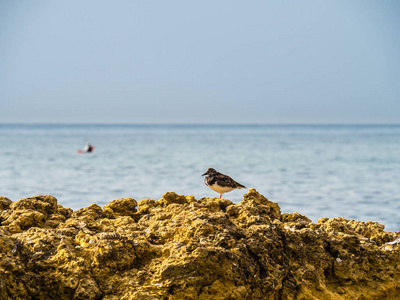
[1,1,399,124]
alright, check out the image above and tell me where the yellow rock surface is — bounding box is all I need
[0,189,399,299]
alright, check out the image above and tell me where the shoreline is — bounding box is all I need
[1,189,399,299]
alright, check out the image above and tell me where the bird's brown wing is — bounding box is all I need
[215,173,246,188]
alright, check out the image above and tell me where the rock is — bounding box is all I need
[0,190,399,299]
[103,197,138,217]
[0,196,12,210]
[10,195,58,214]
[74,277,102,300]
[0,195,72,233]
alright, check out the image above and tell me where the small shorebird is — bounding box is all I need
[202,168,246,198]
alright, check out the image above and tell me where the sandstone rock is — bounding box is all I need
[0,191,399,299]
[0,196,12,210]
[103,197,138,217]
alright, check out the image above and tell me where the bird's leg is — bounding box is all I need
[219,194,222,199]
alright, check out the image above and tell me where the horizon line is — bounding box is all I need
[1,122,400,126]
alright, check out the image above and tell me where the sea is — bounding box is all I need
[0,124,399,232]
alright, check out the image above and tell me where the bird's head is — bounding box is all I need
[202,168,217,176]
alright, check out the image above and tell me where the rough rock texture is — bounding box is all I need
[0,190,399,299]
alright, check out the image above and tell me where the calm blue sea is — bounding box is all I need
[0,124,399,232]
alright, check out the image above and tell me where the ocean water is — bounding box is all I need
[0,124,399,232]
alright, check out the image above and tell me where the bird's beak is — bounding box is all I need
[202,172,207,176]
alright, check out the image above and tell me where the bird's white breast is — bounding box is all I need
[208,183,236,194]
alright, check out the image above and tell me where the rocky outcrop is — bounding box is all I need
[0,190,399,299]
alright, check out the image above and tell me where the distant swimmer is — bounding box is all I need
[78,142,95,154]
[83,142,94,152]
[202,168,246,198]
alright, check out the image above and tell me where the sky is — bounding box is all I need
[0,1,399,124]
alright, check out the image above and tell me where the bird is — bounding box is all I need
[202,168,246,198]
